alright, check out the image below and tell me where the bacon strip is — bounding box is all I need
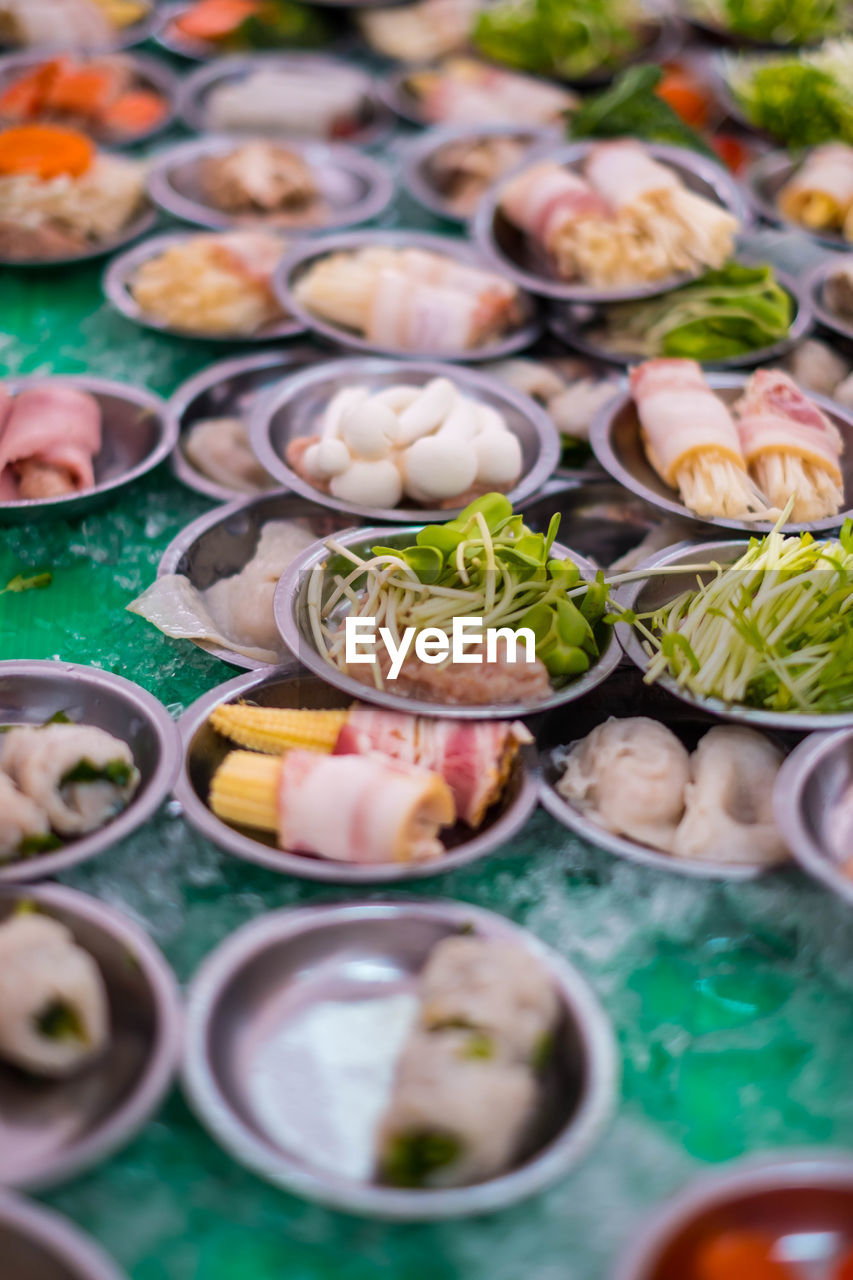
[734,369,843,478]
[583,140,680,210]
[499,161,611,250]
[367,269,484,352]
[779,143,853,226]
[629,358,745,486]
[276,749,454,863]
[0,383,101,497]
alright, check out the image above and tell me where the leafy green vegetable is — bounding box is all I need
[1,572,52,596]
[60,757,133,788]
[726,41,853,146]
[473,0,642,80]
[568,65,716,156]
[17,832,63,858]
[595,262,793,361]
[230,0,329,50]
[44,710,72,726]
[692,0,844,45]
[382,1132,462,1188]
[35,999,86,1043]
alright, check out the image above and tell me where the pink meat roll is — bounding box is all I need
[277,749,454,863]
[500,161,610,244]
[0,385,14,500]
[583,140,680,211]
[366,268,489,352]
[0,384,102,500]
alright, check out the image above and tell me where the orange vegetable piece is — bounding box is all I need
[655,71,710,129]
[174,0,260,40]
[693,1231,792,1280]
[0,59,63,121]
[0,124,94,179]
[835,1245,853,1280]
[710,133,751,176]
[101,90,166,134]
[45,65,123,118]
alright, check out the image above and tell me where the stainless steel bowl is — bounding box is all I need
[0,1191,126,1280]
[147,135,395,234]
[175,662,539,882]
[103,230,306,343]
[538,662,796,880]
[773,727,853,906]
[0,883,181,1191]
[177,54,394,146]
[0,660,181,883]
[156,492,362,671]
[167,346,325,502]
[399,124,560,226]
[805,255,853,346]
[0,375,175,524]
[617,538,853,732]
[248,356,560,522]
[274,524,621,719]
[547,262,810,370]
[612,1152,853,1280]
[472,141,752,304]
[746,150,852,250]
[0,50,179,147]
[274,229,543,362]
[590,371,851,535]
[183,898,617,1219]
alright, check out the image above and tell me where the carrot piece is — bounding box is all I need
[836,1246,853,1280]
[101,90,166,134]
[693,1231,792,1280]
[173,0,260,40]
[655,71,711,129]
[0,59,63,121]
[0,124,94,178]
[710,133,751,176]
[45,65,123,118]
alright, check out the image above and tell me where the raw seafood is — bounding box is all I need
[823,259,853,318]
[183,417,272,494]
[1,723,138,836]
[0,55,167,141]
[0,773,50,861]
[0,382,102,501]
[359,0,477,62]
[408,57,577,128]
[129,231,286,336]
[199,142,325,225]
[0,912,109,1078]
[206,65,367,139]
[778,143,853,239]
[427,133,534,218]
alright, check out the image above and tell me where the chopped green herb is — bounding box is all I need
[381,1132,461,1188]
[532,1031,555,1072]
[44,710,73,726]
[60,757,133,788]
[35,1000,85,1043]
[1,572,52,596]
[459,1032,495,1061]
[17,833,62,858]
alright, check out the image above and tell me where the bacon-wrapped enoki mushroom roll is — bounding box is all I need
[630,359,768,519]
[778,144,853,240]
[0,383,101,501]
[498,161,611,281]
[210,748,455,864]
[734,369,844,522]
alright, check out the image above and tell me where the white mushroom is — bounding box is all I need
[547,380,619,440]
[437,397,480,440]
[321,386,371,438]
[340,398,399,460]
[476,403,511,436]
[397,378,458,445]
[474,431,523,488]
[372,384,421,413]
[303,437,351,480]
[784,339,850,399]
[330,458,403,508]
[403,436,478,503]
[485,358,566,403]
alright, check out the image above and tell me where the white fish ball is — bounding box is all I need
[303,438,351,479]
[330,459,403,508]
[404,436,478,501]
[474,431,522,487]
[340,399,399,460]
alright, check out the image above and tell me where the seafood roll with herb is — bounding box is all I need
[0,772,51,861]
[0,911,109,1077]
[1,723,139,836]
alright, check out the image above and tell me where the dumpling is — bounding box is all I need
[183,417,272,494]
[671,725,788,866]
[0,772,50,861]
[556,716,690,850]
[1,724,138,837]
[0,912,109,1077]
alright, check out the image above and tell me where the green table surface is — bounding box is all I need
[1,97,852,1280]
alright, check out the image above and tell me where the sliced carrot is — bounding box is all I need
[656,71,711,129]
[0,124,94,178]
[693,1231,792,1280]
[45,65,124,118]
[0,59,64,121]
[710,133,751,176]
[174,0,260,40]
[101,89,166,134]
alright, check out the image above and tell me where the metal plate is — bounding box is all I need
[0,375,175,524]
[248,355,560,522]
[590,371,853,535]
[147,135,395,234]
[177,54,394,146]
[183,898,617,1219]
[617,537,853,731]
[612,1152,853,1280]
[274,523,622,719]
[175,663,539,882]
[102,231,306,343]
[746,150,853,250]
[0,883,181,1191]
[274,228,543,362]
[538,662,798,881]
[156,492,362,671]
[805,256,853,346]
[0,660,181,883]
[472,141,753,304]
[0,1191,126,1280]
[399,124,562,227]
[547,262,810,370]
[773,728,853,907]
[167,346,325,502]
[0,50,179,148]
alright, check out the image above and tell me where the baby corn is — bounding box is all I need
[209,704,348,755]
[209,751,280,832]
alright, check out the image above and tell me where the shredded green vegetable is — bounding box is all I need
[472,0,642,80]
[692,0,845,45]
[726,40,853,146]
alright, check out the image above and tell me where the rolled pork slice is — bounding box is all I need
[499,161,611,279]
[734,368,844,522]
[1,723,139,837]
[0,772,50,861]
[0,912,109,1078]
[366,269,485,352]
[630,358,769,519]
[377,1027,537,1187]
[0,383,101,500]
[417,935,560,1065]
[277,749,455,863]
[778,143,853,235]
[583,140,681,211]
